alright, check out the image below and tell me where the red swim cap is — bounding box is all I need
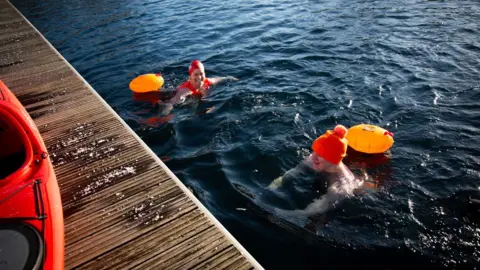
[189,60,204,76]
[312,125,348,165]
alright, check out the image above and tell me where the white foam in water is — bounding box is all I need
[294,113,300,124]
[433,91,440,105]
[303,132,312,140]
[434,206,446,216]
[408,198,414,213]
[408,198,425,228]
[347,100,353,108]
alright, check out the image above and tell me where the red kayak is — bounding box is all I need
[0,80,64,270]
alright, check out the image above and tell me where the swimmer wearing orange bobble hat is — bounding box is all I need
[269,125,364,217]
[161,60,238,105]
[269,125,357,192]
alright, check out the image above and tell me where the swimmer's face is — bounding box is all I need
[311,152,330,171]
[189,67,206,90]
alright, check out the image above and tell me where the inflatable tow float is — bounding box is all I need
[346,124,394,154]
[129,73,164,93]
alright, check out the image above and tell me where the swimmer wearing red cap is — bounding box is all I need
[163,60,237,105]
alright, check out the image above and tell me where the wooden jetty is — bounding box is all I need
[0,1,263,269]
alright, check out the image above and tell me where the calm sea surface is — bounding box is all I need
[11,0,480,268]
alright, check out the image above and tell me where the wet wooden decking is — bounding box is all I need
[0,1,262,269]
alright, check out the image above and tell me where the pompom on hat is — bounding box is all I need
[188,60,205,76]
[312,125,348,165]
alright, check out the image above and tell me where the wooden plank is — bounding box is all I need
[192,247,242,270]
[0,1,262,269]
[0,30,43,52]
[64,181,183,244]
[210,254,246,270]
[0,65,76,93]
[220,256,250,270]
[228,258,254,270]
[52,135,142,185]
[0,49,64,79]
[0,22,33,41]
[66,197,196,268]
[133,226,222,270]
[168,236,233,270]
[62,168,173,222]
[77,210,213,270]
[238,262,255,270]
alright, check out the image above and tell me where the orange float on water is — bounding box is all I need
[346,124,394,154]
[129,73,164,93]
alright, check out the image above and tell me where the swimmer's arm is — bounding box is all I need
[268,176,284,189]
[353,180,379,194]
[208,76,239,86]
[268,167,296,189]
[352,169,380,193]
[268,157,313,189]
[160,87,190,105]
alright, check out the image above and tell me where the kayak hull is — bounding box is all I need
[0,80,64,270]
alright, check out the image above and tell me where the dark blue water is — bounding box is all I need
[11,0,480,268]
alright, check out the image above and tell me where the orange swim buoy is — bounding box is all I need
[346,124,394,154]
[129,74,164,93]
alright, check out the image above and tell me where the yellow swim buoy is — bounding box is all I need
[129,74,164,93]
[346,124,394,154]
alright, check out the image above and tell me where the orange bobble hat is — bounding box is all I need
[312,125,348,165]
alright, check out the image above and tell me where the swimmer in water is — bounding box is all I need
[161,60,238,106]
[269,125,364,216]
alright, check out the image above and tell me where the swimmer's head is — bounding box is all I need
[189,60,205,76]
[312,125,348,165]
[188,60,206,89]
